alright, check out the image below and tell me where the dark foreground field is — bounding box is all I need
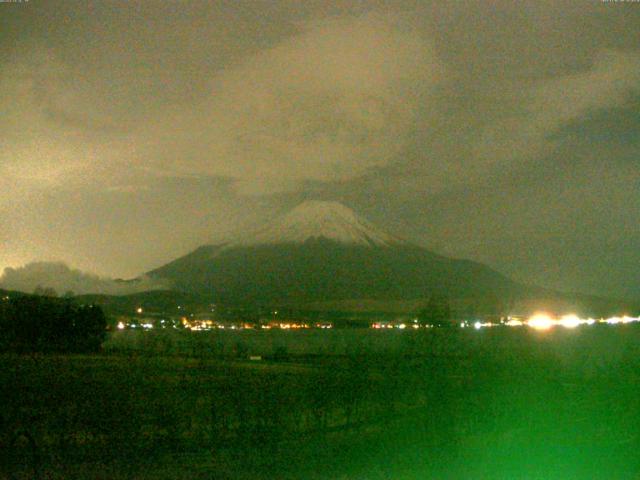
[3,326,640,479]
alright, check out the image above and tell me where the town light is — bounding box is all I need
[558,314,581,329]
[527,313,554,331]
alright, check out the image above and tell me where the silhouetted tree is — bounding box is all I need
[418,293,452,327]
[72,305,107,352]
[33,286,57,297]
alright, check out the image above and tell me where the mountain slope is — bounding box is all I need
[148,201,520,306]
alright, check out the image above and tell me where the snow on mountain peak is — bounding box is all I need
[232,200,403,247]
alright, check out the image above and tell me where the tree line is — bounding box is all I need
[0,294,106,353]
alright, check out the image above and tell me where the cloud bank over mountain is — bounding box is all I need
[0,262,169,296]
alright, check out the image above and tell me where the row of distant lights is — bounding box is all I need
[123,307,639,332]
[117,320,176,330]
[467,314,640,331]
[372,322,422,330]
[118,319,334,331]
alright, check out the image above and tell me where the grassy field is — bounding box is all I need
[3,325,640,479]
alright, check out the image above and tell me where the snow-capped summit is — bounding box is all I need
[148,199,517,306]
[232,200,403,247]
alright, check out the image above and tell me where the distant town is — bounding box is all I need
[112,304,640,332]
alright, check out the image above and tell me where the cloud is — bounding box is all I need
[0,49,133,204]
[0,262,170,296]
[471,50,640,176]
[0,11,442,203]
[330,48,640,206]
[136,12,443,194]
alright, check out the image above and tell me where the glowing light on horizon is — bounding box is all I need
[472,321,495,330]
[558,314,581,329]
[527,313,554,331]
[602,315,640,325]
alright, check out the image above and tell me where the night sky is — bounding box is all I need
[1,1,639,299]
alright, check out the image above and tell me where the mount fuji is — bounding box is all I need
[147,201,520,307]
